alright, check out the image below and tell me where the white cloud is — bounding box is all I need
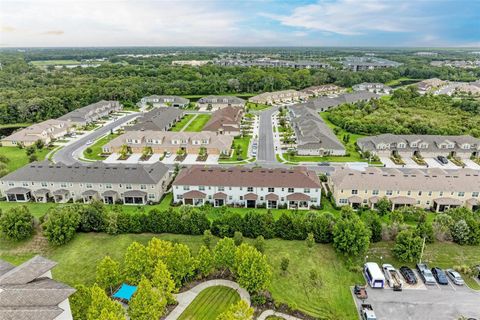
[264,0,422,35]
[0,0,244,46]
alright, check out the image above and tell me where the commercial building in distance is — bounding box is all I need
[357,134,480,160]
[139,95,190,108]
[58,100,122,126]
[214,58,330,69]
[1,119,73,147]
[173,166,322,209]
[329,167,480,212]
[202,106,244,136]
[103,131,233,156]
[248,90,308,105]
[288,105,346,156]
[343,57,402,72]
[0,256,75,320]
[197,96,246,111]
[126,107,184,132]
[0,161,171,205]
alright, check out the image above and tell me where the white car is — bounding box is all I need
[165,152,172,158]
[446,269,465,285]
[86,140,93,145]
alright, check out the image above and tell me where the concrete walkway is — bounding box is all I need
[180,114,199,132]
[257,310,303,320]
[165,279,250,320]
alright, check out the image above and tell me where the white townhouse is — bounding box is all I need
[173,166,322,210]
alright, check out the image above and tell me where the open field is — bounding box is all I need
[178,286,240,320]
[171,114,196,131]
[184,114,211,132]
[30,60,81,66]
[83,133,121,160]
[246,102,270,111]
[0,146,50,174]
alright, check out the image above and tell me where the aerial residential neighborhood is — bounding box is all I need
[0,1,480,320]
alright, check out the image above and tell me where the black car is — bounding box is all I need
[431,267,449,285]
[400,266,417,285]
[437,155,448,164]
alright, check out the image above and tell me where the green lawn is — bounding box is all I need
[171,114,196,132]
[82,133,121,160]
[0,146,50,174]
[220,136,251,163]
[178,286,240,320]
[0,123,31,129]
[30,60,80,66]
[246,102,271,112]
[184,114,211,132]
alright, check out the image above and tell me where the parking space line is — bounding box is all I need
[447,279,457,291]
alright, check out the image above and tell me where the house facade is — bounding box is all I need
[173,166,322,209]
[58,100,122,126]
[0,256,75,320]
[357,134,480,160]
[248,90,308,105]
[1,119,73,147]
[0,161,171,205]
[329,167,480,212]
[288,105,346,156]
[140,95,190,108]
[196,96,246,111]
[352,82,392,94]
[202,106,244,136]
[300,84,345,97]
[103,131,233,155]
[126,107,184,132]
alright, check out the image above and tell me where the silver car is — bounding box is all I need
[446,269,465,285]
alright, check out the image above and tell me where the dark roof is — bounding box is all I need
[286,193,311,201]
[123,190,147,197]
[5,187,31,194]
[174,166,321,188]
[183,190,207,199]
[203,106,243,133]
[302,91,379,111]
[127,107,184,131]
[213,192,228,199]
[1,161,169,185]
[0,256,56,285]
[244,193,258,200]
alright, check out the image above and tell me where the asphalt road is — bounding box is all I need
[256,107,278,163]
[52,113,139,165]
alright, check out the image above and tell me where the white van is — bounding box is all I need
[364,262,385,289]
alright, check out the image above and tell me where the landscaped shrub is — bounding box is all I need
[42,206,81,245]
[393,230,423,262]
[241,211,275,239]
[0,205,34,241]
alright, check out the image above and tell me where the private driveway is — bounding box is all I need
[424,157,459,170]
[165,279,250,320]
[53,112,139,165]
[256,107,278,163]
[351,279,480,320]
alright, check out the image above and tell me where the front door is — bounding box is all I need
[214,199,224,207]
[246,200,256,208]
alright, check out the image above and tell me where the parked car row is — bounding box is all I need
[364,262,466,289]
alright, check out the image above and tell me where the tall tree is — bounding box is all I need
[0,205,34,241]
[128,277,167,320]
[124,242,148,285]
[151,260,176,304]
[216,300,254,320]
[87,284,125,320]
[165,243,196,287]
[95,256,121,295]
[333,209,371,256]
[196,245,214,278]
[213,237,236,274]
[233,244,272,294]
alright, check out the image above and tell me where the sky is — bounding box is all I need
[0,0,479,47]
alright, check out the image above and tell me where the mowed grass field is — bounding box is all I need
[178,286,240,320]
[0,146,50,174]
[171,114,196,132]
[184,114,211,132]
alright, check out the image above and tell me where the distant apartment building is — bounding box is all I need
[430,60,480,69]
[103,131,233,156]
[357,134,480,160]
[126,107,184,132]
[1,119,73,147]
[352,82,392,94]
[214,58,330,69]
[173,166,322,209]
[343,57,402,72]
[288,105,346,156]
[140,95,190,108]
[414,52,438,56]
[58,100,122,126]
[329,167,480,212]
[248,90,308,105]
[197,96,246,111]
[202,106,243,136]
[300,84,345,97]
[0,161,171,205]
[0,256,75,320]
[171,60,210,67]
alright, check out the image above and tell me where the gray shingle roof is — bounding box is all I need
[0,256,56,285]
[143,95,189,105]
[289,105,345,152]
[58,100,119,122]
[301,91,379,111]
[1,161,169,185]
[197,96,246,105]
[127,107,184,131]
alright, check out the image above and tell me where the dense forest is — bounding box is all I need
[0,48,479,124]
[326,87,480,137]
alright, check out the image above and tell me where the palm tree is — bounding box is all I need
[141,146,153,160]
[119,144,131,159]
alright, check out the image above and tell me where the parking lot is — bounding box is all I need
[352,269,480,320]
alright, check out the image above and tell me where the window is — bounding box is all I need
[268,187,274,192]
[86,184,92,189]
[351,190,358,195]
[372,190,379,195]
[199,186,205,191]
[439,191,444,196]
[407,191,411,196]
[247,187,253,192]
[428,191,432,196]
[41,182,48,187]
[148,194,155,199]
[22,182,29,187]
[473,192,479,198]
[239,196,243,200]
[183,186,190,191]
[61,183,67,188]
[177,195,183,200]
[229,196,233,200]
[218,186,225,191]
[458,192,465,197]
[106,184,112,189]
[288,188,294,193]
[304,188,310,193]
[126,184,132,190]
[140,184,146,190]
[386,190,393,196]
[8,182,14,186]
[418,191,422,196]
[339,199,348,204]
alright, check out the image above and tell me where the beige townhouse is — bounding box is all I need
[248,90,308,105]
[1,119,72,147]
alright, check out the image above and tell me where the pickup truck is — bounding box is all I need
[383,264,403,291]
[360,304,377,320]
